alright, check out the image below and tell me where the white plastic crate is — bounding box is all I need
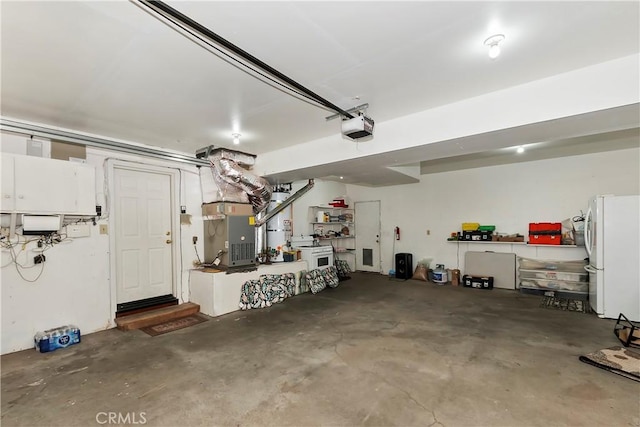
[518,257,587,273]
[519,269,588,282]
[520,278,588,293]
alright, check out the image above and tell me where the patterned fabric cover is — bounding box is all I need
[321,266,340,288]
[239,279,264,310]
[334,260,351,278]
[260,273,295,298]
[306,269,326,294]
[238,273,296,310]
[295,270,309,295]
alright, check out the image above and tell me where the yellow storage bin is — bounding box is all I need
[462,222,480,231]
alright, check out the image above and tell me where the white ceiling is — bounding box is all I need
[1,1,639,185]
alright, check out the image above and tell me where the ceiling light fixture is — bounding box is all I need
[484,34,505,59]
[339,176,344,180]
[516,145,525,154]
[232,133,241,145]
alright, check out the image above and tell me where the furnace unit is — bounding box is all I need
[202,202,256,269]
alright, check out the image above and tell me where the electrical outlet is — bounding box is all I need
[426,229,431,236]
[99,224,108,235]
[192,236,198,244]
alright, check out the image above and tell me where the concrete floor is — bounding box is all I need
[2,272,639,426]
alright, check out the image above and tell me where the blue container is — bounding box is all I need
[34,325,81,353]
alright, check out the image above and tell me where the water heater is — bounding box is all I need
[266,191,291,262]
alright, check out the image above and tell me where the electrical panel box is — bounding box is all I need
[66,223,91,238]
[203,215,256,268]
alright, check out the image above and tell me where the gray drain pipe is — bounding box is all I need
[254,179,314,227]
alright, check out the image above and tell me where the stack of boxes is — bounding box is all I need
[528,222,562,245]
[459,223,495,241]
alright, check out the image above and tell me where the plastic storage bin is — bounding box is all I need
[518,258,587,273]
[518,257,588,293]
[461,223,480,231]
[519,269,588,282]
[529,222,562,233]
[528,234,562,245]
[520,278,588,293]
[462,275,494,289]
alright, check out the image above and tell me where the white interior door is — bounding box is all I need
[114,167,173,304]
[355,200,381,272]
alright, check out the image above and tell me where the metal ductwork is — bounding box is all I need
[254,179,314,227]
[206,148,272,215]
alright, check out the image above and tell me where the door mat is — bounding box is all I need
[579,346,640,382]
[140,314,209,336]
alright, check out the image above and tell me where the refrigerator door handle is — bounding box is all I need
[584,205,593,257]
[584,264,598,273]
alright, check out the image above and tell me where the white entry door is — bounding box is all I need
[355,200,381,272]
[114,167,173,304]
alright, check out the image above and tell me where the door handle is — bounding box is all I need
[166,239,172,244]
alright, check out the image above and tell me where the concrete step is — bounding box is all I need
[115,302,200,331]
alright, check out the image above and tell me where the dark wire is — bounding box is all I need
[134,1,333,113]
[194,243,202,265]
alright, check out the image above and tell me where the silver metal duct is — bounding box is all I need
[209,158,272,215]
[254,179,314,227]
[207,148,256,167]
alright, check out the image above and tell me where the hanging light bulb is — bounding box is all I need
[232,133,240,145]
[488,44,501,59]
[484,34,505,60]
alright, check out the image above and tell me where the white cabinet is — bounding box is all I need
[1,154,15,211]
[0,153,96,215]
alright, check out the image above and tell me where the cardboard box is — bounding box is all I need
[202,202,253,217]
[496,234,525,242]
[51,140,86,161]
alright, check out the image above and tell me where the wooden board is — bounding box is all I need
[464,251,516,289]
[115,302,200,331]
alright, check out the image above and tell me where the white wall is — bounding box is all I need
[290,179,347,237]
[257,54,640,176]
[345,147,640,274]
[0,132,349,354]
[1,132,205,354]
[288,179,353,270]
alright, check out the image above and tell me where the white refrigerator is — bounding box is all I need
[584,195,640,321]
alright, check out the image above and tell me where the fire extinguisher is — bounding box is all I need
[394,226,400,240]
